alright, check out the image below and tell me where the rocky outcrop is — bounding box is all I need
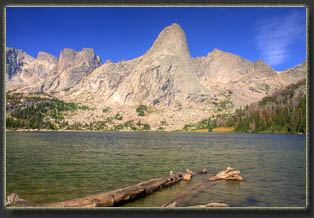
[37,51,58,64]
[68,23,213,110]
[253,59,277,77]
[6,47,35,80]
[6,48,58,92]
[193,48,254,84]
[6,48,102,92]
[277,61,307,85]
[146,23,191,59]
[46,48,102,92]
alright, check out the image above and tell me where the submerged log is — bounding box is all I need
[162,167,243,207]
[7,169,208,208]
[189,203,229,208]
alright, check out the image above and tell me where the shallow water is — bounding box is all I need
[6,131,306,207]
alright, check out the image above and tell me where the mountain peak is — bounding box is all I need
[147,23,191,58]
[37,51,58,64]
[253,59,276,77]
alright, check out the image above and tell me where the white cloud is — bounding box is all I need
[254,10,305,66]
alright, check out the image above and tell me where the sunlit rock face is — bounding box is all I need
[6,23,306,130]
[6,47,101,92]
[47,48,102,92]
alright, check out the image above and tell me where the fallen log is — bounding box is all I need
[162,167,243,207]
[6,168,209,208]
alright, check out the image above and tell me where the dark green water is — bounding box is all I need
[6,131,306,207]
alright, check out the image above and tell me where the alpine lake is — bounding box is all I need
[6,131,306,207]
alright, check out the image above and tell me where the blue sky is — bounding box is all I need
[6,7,306,71]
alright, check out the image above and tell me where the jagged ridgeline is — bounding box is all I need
[6,23,307,131]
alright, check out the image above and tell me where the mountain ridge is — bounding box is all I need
[6,23,307,130]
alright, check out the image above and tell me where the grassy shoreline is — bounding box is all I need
[5,128,305,134]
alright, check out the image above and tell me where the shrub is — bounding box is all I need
[103,107,111,113]
[138,111,145,116]
[136,105,148,116]
[136,105,147,112]
[143,124,151,130]
[114,113,123,120]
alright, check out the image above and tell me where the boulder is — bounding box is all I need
[186,169,193,174]
[209,167,244,181]
[182,173,192,181]
[6,193,39,207]
[201,169,207,174]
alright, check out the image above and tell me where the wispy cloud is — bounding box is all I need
[254,11,305,66]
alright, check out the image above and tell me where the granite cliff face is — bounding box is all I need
[48,48,102,92]
[6,47,101,92]
[69,24,213,109]
[6,48,58,92]
[6,23,306,130]
[277,61,307,85]
[6,48,37,80]
[192,49,305,108]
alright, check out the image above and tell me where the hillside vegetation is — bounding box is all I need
[183,79,306,134]
[6,79,306,134]
[6,92,152,131]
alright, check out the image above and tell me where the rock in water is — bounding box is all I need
[209,167,244,181]
[201,169,207,174]
[182,173,192,181]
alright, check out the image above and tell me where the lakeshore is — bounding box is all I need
[5,127,305,134]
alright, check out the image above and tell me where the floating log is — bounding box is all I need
[6,169,209,208]
[162,167,243,207]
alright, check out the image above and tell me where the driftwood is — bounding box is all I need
[6,169,208,208]
[6,172,184,207]
[162,167,243,207]
[6,167,239,208]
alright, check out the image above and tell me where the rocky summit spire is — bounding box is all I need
[147,23,191,58]
[37,51,58,64]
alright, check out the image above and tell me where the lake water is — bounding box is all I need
[6,131,306,207]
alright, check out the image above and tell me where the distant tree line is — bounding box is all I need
[184,79,306,134]
[232,79,306,134]
[6,92,153,131]
[6,93,88,130]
